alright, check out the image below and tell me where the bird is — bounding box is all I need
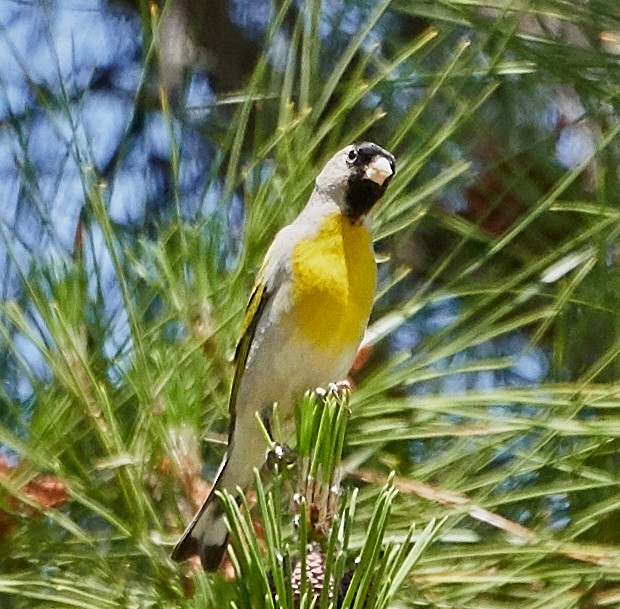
[171,142,396,570]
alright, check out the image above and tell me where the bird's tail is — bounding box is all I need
[172,417,269,569]
[171,468,230,570]
[170,490,229,569]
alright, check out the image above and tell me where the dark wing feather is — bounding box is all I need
[228,280,271,431]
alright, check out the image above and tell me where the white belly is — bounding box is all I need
[236,318,357,428]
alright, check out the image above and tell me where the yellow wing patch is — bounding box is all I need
[229,279,270,427]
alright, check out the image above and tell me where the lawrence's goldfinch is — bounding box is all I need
[172,142,396,570]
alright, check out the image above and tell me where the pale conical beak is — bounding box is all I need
[365,155,394,186]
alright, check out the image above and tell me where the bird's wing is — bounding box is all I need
[227,223,294,434]
[228,277,271,426]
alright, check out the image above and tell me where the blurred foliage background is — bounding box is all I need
[1,0,620,607]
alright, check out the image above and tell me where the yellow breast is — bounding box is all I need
[290,213,376,353]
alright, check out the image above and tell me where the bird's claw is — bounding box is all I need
[265,443,297,472]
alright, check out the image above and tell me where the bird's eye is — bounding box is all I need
[347,150,358,162]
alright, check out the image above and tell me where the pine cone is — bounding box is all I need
[291,545,331,606]
[269,547,357,608]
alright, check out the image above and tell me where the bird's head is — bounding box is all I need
[315,142,396,220]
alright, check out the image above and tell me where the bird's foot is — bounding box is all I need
[265,443,297,472]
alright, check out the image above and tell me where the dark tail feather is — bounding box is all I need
[170,530,201,563]
[170,491,230,570]
[171,527,227,570]
[172,427,263,570]
[201,542,228,571]
[171,457,231,570]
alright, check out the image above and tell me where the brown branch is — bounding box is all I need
[353,468,620,567]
